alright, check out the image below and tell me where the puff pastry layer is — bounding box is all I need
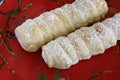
[42,13,120,69]
[15,0,108,52]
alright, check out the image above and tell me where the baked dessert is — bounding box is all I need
[15,0,108,52]
[42,13,120,69]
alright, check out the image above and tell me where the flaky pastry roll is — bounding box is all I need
[42,13,120,69]
[15,0,108,52]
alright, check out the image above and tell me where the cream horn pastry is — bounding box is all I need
[42,13,120,69]
[15,0,108,52]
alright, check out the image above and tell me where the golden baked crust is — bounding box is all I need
[15,0,108,52]
[42,13,120,69]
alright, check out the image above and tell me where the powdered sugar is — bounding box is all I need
[47,13,57,21]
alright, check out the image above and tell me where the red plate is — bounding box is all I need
[0,0,120,80]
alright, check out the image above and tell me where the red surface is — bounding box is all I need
[0,0,120,80]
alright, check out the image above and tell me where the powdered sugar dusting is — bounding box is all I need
[24,32,30,39]
[75,0,90,19]
[47,13,57,21]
